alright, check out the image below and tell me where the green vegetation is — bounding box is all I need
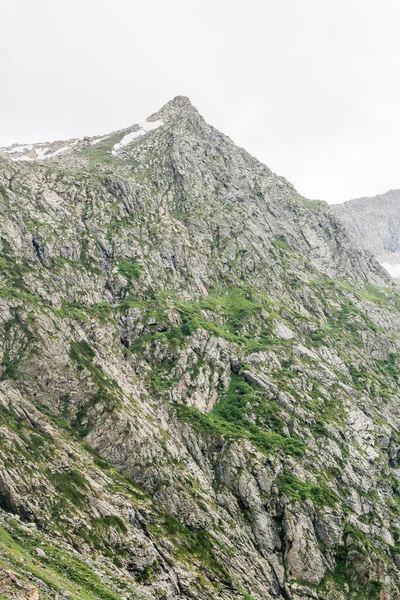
[193,285,265,335]
[302,382,346,438]
[117,258,142,284]
[347,355,399,400]
[119,285,291,392]
[0,184,8,199]
[69,340,123,435]
[123,286,287,390]
[0,402,53,469]
[309,299,377,349]
[83,132,125,167]
[316,527,385,599]
[271,236,293,254]
[171,208,187,221]
[49,469,88,508]
[334,280,400,312]
[149,360,180,393]
[306,277,386,352]
[376,352,400,382]
[0,208,398,599]
[270,235,294,269]
[163,286,273,345]
[93,514,128,534]
[0,240,45,306]
[74,515,130,555]
[87,144,114,164]
[0,310,38,381]
[162,514,232,584]
[55,301,114,324]
[0,246,50,309]
[277,471,338,507]
[0,239,30,291]
[176,374,305,457]
[52,256,80,269]
[135,560,159,583]
[0,521,131,600]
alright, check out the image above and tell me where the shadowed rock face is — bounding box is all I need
[0,96,399,600]
[333,190,400,278]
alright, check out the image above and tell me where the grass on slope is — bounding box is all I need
[0,520,139,600]
[176,374,305,458]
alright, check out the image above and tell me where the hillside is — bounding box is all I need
[0,96,400,600]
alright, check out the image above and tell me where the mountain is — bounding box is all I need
[0,96,400,600]
[332,190,400,278]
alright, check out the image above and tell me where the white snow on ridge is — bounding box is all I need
[35,147,50,159]
[91,135,110,146]
[5,144,34,154]
[2,117,162,162]
[13,155,34,162]
[111,119,163,155]
[5,142,77,162]
[40,142,77,159]
[380,262,400,278]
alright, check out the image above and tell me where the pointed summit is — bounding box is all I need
[164,95,195,109]
[147,95,201,124]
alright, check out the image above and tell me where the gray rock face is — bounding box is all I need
[0,96,399,600]
[333,189,400,277]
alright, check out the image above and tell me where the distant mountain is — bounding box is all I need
[1,96,400,600]
[333,189,400,277]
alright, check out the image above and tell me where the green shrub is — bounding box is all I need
[277,471,338,507]
[49,470,88,508]
[163,515,232,584]
[176,374,304,458]
[69,340,122,435]
[92,515,127,534]
[117,258,142,282]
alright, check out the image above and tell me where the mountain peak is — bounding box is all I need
[165,95,195,108]
[1,94,400,600]
[160,95,197,112]
[0,96,201,163]
[148,95,200,123]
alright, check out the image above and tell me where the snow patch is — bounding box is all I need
[9,142,77,162]
[91,135,110,146]
[380,262,400,278]
[13,155,34,162]
[111,119,163,155]
[5,144,34,154]
[39,143,77,160]
[34,147,50,160]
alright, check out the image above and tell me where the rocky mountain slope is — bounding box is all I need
[1,96,400,600]
[333,190,400,278]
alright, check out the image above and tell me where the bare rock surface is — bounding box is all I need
[0,96,399,599]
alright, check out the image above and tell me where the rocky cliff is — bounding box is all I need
[0,96,400,600]
[333,190,400,278]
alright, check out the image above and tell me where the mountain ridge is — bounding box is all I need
[0,96,200,163]
[333,189,400,278]
[0,97,400,600]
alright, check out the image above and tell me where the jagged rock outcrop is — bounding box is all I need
[0,96,399,600]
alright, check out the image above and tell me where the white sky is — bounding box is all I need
[1,0,400,203]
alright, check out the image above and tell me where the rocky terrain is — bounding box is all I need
[1,96,400,599]
[333,190,400,278]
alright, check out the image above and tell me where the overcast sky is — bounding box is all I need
[1,0,400,203]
